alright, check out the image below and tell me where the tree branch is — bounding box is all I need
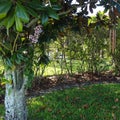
[58,8,73,16]
[0,42,11,51]
[26,0,100,27]
[26,18,39,28]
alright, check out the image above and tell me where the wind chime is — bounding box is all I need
[109,0,120,54]
[109,26,116,54]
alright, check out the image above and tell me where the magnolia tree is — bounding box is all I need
[0,1,60,119]
[0,0,120,120]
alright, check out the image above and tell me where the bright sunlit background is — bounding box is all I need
[72,0,107,16]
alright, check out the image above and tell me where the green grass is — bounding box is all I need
[1,83,120,120]
[28,83,120,120]
[0,104,4,120]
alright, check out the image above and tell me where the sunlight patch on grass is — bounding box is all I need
[28,97,44,106]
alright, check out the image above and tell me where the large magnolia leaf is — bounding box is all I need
[2,11,15,29]
[15,16,23,32]
[52,5,62,11]
[47,7,59,20]
[27,1,44,10]
[25,6,38,17]
[41,12,49,25]
[15,3,29,23]
[0,2,12,19]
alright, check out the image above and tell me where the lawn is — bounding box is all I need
[1,83,120,120]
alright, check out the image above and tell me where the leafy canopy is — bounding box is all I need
[0,0,119,77]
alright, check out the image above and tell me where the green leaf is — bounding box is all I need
[17,54,24,60]
[1,77,12,85]
[25,6,38,17]
[15,58,21,64]
[52,5,62,11]
[27,2,44,10]
[0,1,12,19]
[15,16,23,32]
[7,15,15,29]
[2,11,15,29]
[15,3,29,23]
[41,13,49,25]
[5,58,13,67]
[47,8,59,20]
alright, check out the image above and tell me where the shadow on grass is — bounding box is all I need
[27,83,120,120]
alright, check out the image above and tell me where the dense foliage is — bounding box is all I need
[0,0,120,119]
[0,0,120,77]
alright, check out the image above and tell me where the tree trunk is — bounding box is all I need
[4,68,27,120]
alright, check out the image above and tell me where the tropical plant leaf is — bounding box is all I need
[47,7,59,20]
[52,5,62,11]
[0,1,12,19]
[27,1,44,10]
[15,3,29,23]
[41,13,49,25]
[2,11,15,29]
[25,6,38,17]
[15,16,23,32]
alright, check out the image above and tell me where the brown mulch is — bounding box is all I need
[27,72,120,97]
[1,72,120,103]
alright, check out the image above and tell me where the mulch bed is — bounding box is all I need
[27,72,120,97]
[1,72,120,103]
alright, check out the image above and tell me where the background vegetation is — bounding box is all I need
[33,13,120,77]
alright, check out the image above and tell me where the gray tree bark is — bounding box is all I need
[4,67,27,120]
